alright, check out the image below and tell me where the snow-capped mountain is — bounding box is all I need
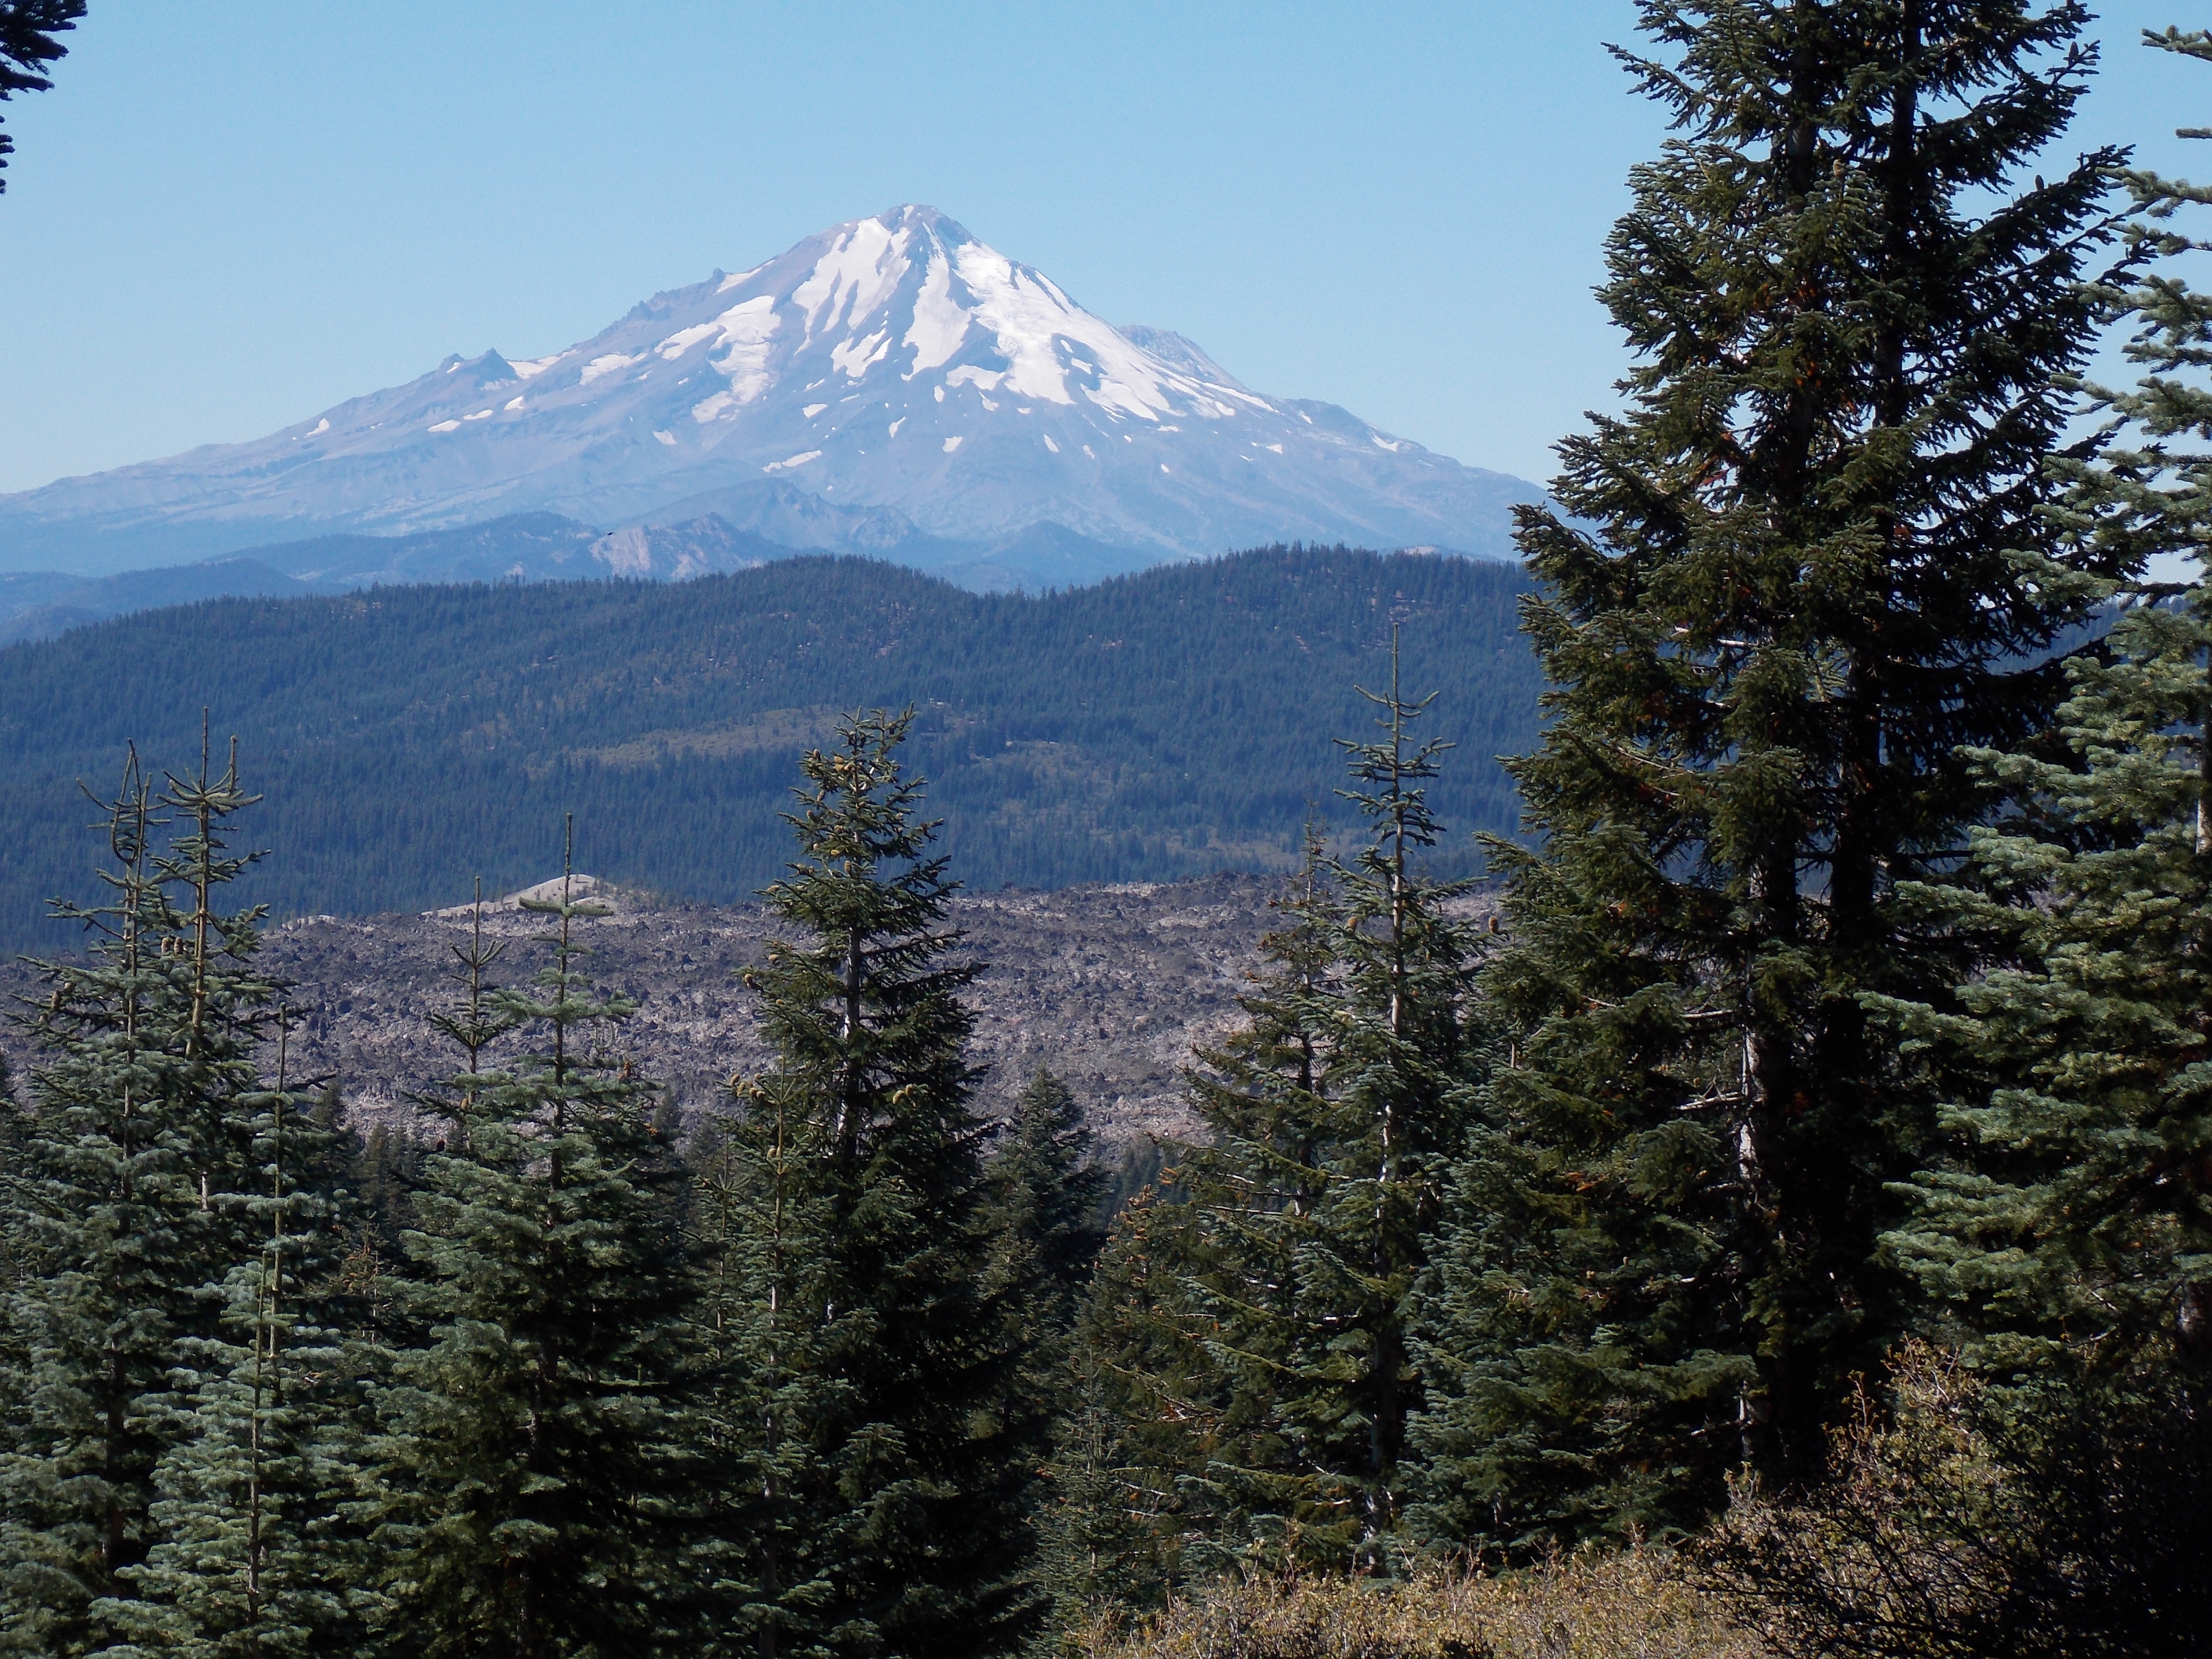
[0,206,1539,577]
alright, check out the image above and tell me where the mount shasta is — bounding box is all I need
[0,206,1538,586]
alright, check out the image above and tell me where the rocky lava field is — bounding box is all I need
[3,873,1337,1152]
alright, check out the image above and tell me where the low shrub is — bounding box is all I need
[1070,1550,1755,1659]
[1706,1340,2212,1658]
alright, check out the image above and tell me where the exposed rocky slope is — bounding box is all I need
[5,873,1500,1153]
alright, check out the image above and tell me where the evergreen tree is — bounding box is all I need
[1034,1186,1219,1629]
[0,1042,25,1322]
[988,1068,1108,1349]
[1876,26,2212,1378]
[1415,0,2123,1547]
[375,835,699,1659]
[0,1045,26,1533]
[1186,678,1478,1573]
[0,0,84,192]
[119,1014,384,1656]
[717,709,1033,1659]
[1063,660,1484,1585]
[352,1118,421,1263]
[673,1109,760,1656]
[1033,846,1339,1609]
[0,739,279,1653]
[985,1069,1106,1652]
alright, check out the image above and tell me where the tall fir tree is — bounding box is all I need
[1062,657,1484,1584]
[118,1013,384,1657]
[1040,839,1339,1606]
[0,1043,26,1544]
[1409,0,2124,1548]
[374,836,700,1659]
[984,1068,1107,1653]
[716,709,1034,1659]
[987,1068,1108,1355]
[0,1041,24,1350]
[1033,1184,1218,1633]
[0,738,279,1654]
[1876,26,2212,1380]
[673,1107,766,1658]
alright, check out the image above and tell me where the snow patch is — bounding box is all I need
[581,352,643,386]
[654,430,677,446]
[888,417,905,438]
[831,327,890,380]
[904,244,969,376]
[936,237,1239,427]
[794,219,907,342]
[464,409,494,421]
[505,396,525,411]
[509,355,562,381]
[763,450,822,472]
[804,403,829,418]
[716,262,766,293]
[655,321,723,360]
[1042,433,1059,453]
[428,419,462,433]
[307,417,329,436]
[943,435,964,453]
[1370,434,1403,452]
[681,295,782,419]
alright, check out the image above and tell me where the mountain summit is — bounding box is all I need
[0,206,1539,576]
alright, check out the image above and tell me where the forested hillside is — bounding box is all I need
[0,545,1538,955]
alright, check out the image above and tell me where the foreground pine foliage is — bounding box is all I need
[1072,1553,1753,1659]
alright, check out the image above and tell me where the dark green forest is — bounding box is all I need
[0,547,1538,956]
[9,6,2212,1659]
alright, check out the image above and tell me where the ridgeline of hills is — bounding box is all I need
[0,545,1540,958]
[0,498,1225,647]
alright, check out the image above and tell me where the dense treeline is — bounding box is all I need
[10,6,2212,1659]
[0,547,1538,958]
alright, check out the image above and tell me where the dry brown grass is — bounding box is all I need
[1072,1549,1757,1659]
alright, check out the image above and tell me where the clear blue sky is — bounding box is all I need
[0,1,2203,497]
